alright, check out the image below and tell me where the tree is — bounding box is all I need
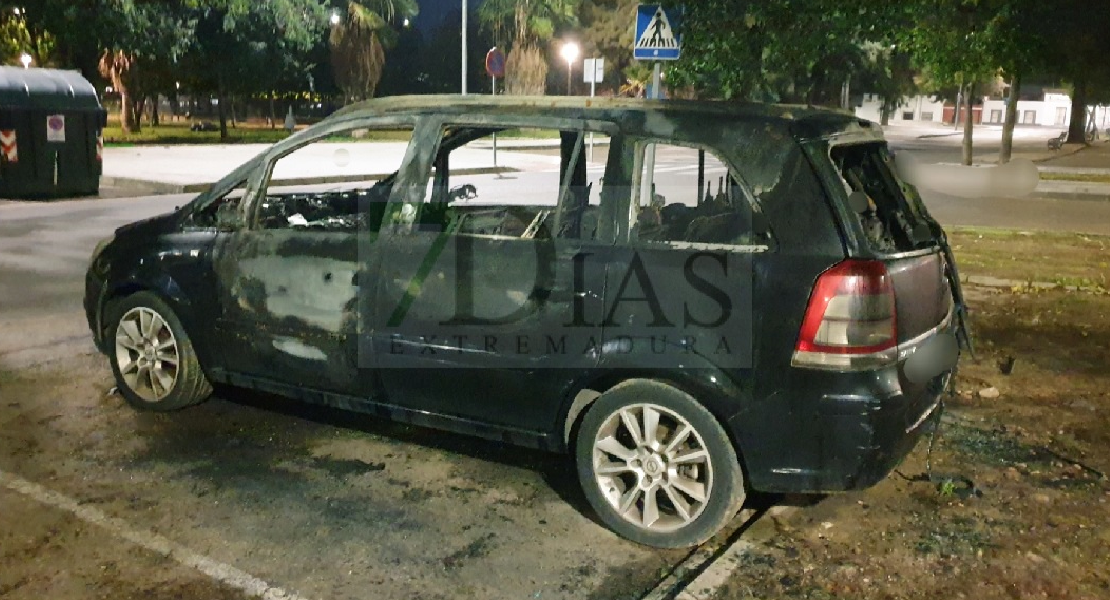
[856,44,920,126]
[93,1,193,134]
[894,1,1007,165]
[478,0,579,95]
[1040,0,1110,144]
[183,0,328,139]
[0,8,56,67]
[984,1,1047,162]
[579,0,636,96]
[329,0,418,103]
[663,0,900,104]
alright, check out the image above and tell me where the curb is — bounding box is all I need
[963,274,1106,293]
[1033,191,1110,202]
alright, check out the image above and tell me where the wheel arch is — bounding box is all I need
[559,367,753,479]
[99,273,208,365]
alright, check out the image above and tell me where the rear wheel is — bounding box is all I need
[107,291,212,411]
[575,380,745,548]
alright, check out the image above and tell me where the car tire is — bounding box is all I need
[575,379,745,548]
[106,291,212,411]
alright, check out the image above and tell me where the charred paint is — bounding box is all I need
[88,95,963,503]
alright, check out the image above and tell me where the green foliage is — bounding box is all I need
[663,0,895,103]
[0,9,56,67]
[329,1,418,102]
[580,0,636,93]
[478,0,579,49]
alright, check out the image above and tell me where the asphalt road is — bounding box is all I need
[0,194,708,600]
[2,140,1107,599]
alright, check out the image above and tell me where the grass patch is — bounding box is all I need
[103,121,294,145]
[948,227,1110,288]
[1038,172,1110,184]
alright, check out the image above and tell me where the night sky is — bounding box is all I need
[413,0,476,32]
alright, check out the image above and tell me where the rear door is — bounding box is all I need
[603,139,763,373]
[374,116,622,432]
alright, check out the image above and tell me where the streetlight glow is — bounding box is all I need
[560,41,579,96]
[19,53,31,69]
[329,11,341,25]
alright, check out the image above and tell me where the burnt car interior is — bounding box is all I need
[255,183,393,233]
[831,142,934,252]
[415,125,601,240]
[633,143,768,246]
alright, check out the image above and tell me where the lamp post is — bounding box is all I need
[20,53,31,69]
[461,0,468,95]
[560,42,579,96]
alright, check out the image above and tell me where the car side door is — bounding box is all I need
[209,118,418,398]
[373,116,626,433]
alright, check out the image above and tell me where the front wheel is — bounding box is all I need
[575,380,745,548]
[107,291,212,411]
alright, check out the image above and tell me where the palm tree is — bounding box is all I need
[99,49,142,133]
[478,0,578,96]
[330,0,418,103]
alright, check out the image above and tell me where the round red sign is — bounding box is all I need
[485,47,506,78]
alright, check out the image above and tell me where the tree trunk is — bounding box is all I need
[217,90,229,140]
[1067,77,1088,144]
[879,102,891,126]
[119,90,137,134]
[151,96,160,127]
[962,83,975,166]
[268,92,276,129]
[1000,73,1020,163]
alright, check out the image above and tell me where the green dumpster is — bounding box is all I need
[0,66,107,199]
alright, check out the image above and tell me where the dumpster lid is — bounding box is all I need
[0,66,101,110]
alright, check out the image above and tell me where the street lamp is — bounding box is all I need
[329,11,341,25]
[19,53,31,69]
[560,41,579,96]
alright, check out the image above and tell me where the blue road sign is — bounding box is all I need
[634,5,681,61]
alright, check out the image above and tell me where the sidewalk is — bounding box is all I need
[94,128,1109,199]
[99,142,551,194]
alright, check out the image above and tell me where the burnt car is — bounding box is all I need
[85,96,967,548]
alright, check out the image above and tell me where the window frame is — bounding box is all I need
[397,114,624,242]
[626,136,772,253]
[246,116,421,232]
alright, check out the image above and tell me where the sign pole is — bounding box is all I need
[485,47,506,173]
[492,75,498,169]
[640,62,663,208]
[589,58,597,163]
[633,4,681,208]
[461,0,467,95]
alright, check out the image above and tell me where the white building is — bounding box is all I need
[855,90,1110,129]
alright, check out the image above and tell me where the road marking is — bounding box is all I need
[638,508,762,600]
[0,469,310,600]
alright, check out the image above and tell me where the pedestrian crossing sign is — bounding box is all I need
[634,4,681,61]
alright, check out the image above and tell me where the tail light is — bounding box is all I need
[791,259,897,371]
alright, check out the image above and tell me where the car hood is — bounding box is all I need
[115,211,180,238]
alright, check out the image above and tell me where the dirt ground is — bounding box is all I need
[715,287,1110,600]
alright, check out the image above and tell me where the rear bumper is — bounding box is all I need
[733,319,958,493]
[813,371,948,489]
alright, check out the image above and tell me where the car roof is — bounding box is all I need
[329,95,872,140]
